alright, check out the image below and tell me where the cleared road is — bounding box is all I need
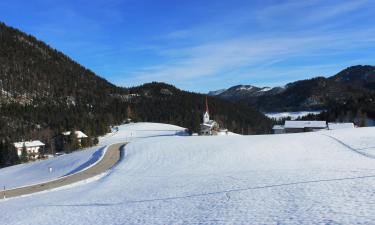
[0,142,126,199]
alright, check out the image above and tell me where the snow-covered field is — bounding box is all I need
[265,111,323,120]
[99,122,188,145]
[2,125,375,224]
[0,122,187,190]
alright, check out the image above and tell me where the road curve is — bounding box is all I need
[0,142,126,199]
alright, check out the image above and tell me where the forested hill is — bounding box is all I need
[210,65,375,113]
[0,22,129,140]
[127,82,272,135]
[0,22,272,166]
[0,22,122,102]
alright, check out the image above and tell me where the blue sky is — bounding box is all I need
[1,0,375,92]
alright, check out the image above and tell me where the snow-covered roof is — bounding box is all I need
[272,125,285,130]
[328,123,355,130]
[14,140,45,148]
[201,120,217,127]
[62,131,88,138]
[201,123,214,128]
[284,120,327,129]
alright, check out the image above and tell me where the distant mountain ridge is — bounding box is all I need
[209,65,375,112]
[209,85,284,100]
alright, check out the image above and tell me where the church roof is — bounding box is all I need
[201,120,217,127]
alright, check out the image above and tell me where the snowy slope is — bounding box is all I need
[0,146,105,190]
[2,127,375,224]
[99,122,188,145]
[0,122,187,190]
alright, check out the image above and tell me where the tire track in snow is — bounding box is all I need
[322,134,375,160]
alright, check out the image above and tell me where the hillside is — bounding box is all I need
[330,65,375,89]
[127,82,272,135]
[210,66,375,122]
[0,22,129,139]
[0,22,272,166]
[2,125,375,224]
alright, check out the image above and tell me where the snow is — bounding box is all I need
[328,122,355,130]
[62,131,88,138]
[236,85,254,91]
[0,122,187,190]
[14,140,45,148]
[98,122,188,145]
[208,89,227,96]
[0,146,105,190]
[258,87,272,92]
[265,111,323,120]
[272,125,284,130]
[2,126,375,224]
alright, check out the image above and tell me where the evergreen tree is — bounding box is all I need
[69,131,80,151]
[93,137,99,145]
[20,143,28,163]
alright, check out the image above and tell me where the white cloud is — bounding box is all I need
[125,28,374,87]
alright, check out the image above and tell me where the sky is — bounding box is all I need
[1,0,375,93]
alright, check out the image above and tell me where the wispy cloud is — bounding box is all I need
[123,27,375,89]
[115,0,375,91]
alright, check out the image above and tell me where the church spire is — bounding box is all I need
[205,96,209,113]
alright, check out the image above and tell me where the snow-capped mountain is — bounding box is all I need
[208,84,285,100]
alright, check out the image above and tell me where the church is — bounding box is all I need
[200,98,223,135]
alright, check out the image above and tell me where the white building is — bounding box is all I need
[200,98,220,135]
[14,140,45,160]
[328,122,355,130]
[272,125,285,134]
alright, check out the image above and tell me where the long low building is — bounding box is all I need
[328,122,355,130]
[285,120,327,133]
[273,120,327,134]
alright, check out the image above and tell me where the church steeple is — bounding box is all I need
[205,96,209,114]
[203,97,210,123]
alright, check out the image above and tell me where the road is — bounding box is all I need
[0,142,126,199]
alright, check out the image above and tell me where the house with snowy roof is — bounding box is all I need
[54,130,89,152]
[284,120,327,133]
[62,130,88,145]
[62,130,88,139]
[273,120,327,134]
[13,140,45,160]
